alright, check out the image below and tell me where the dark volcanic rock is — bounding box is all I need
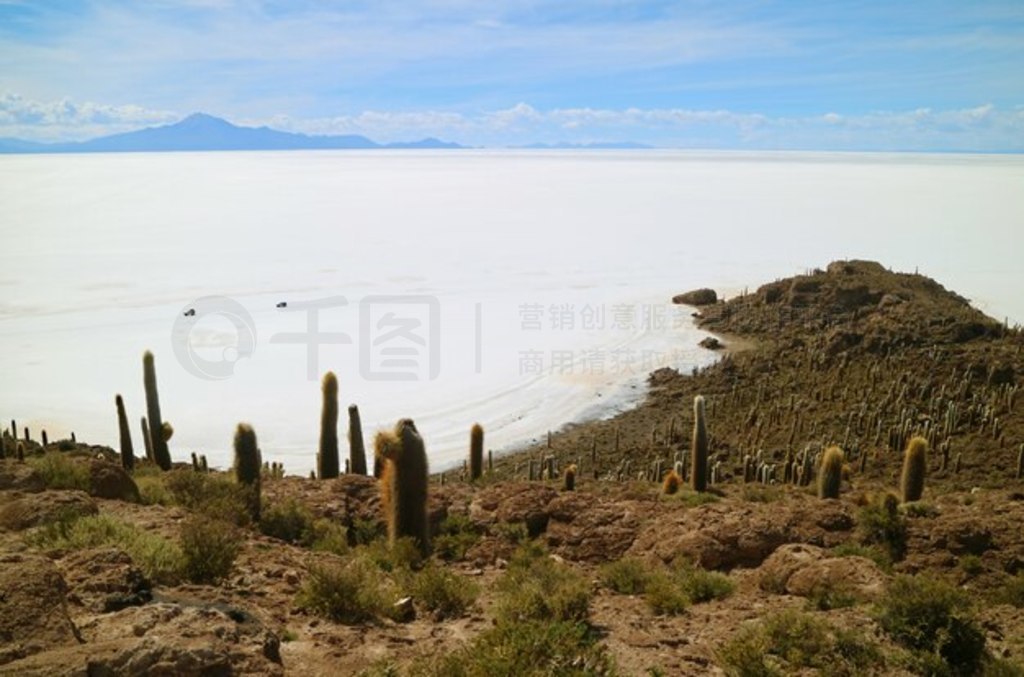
[672,288,718,306]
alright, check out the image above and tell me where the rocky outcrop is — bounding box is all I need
[758,543,887,600]
[59,547,151,613]
[470,482,558,537]
[89,458,141,502]
[672,288,718,306]
[0,554,81,665]
[0,490,98,531]
[544,493,643,562]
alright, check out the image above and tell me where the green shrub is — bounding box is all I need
[349,516,386,545]
[259,499,313,544]
[876,575,986,676]
[993,573,1024,608]
[739,485,784,503]
[717,609,881,676]
[495,543,591,623]
[831,542,893,573]
[959,555,984,577]
[857,494,908,562]
[410,564,479,619]
[675,560,735,603]
[297,552,400,624]
[163,470,250,525]
[494,521,529,544]
[29,453,90,491]
[806,579,858,611]
[433,513,482,561]
[135,475,173,506]
[413,619,615,677]
[903,502,939,518]
[600,557,651,595]
[30,513,184,584]
[644,571,689,615]
[365,536,423,573]
[307,519,349,556]
[180,515,242,583]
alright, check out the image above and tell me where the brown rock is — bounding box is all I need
[58,547,151,613]
[0,461,45,492]
[544,493,642,562]
[698,336,724,351]
[672,288,718,306]
[0,553,81,665]
[89,458,141,502]
[0,490,98,531]
[470,482,558,537]
[759,543,887,600]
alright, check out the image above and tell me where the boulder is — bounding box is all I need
[470,482,558,537]
[672,288,718,306]
[58,547,151,613]
[544,493,642,562]
[698,336,724,351]
[0,553,81,665]
[758,543,887,600]
[0,461,45,492]
[0,490,98,532]
[89,459,141,502]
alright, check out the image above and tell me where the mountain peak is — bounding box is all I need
[176,112,234,128]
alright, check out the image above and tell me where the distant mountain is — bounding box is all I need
[0,113,464,154]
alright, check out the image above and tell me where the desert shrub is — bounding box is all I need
[349,516,386,545]
[364,536,423,573]
[831,542,893,573]
[259,499,313,544]
[717,609,881,676]
[494,521,529,544]
[667,490,720,507]
[307,519,349,556]
[163,470,250,525]
[180,515,242,583]
[410,564,479,619]
[30,513,184,584]
[644,571,690,615]
[433,513,482,561]
[806,578,858,611]
[412,619,615,677]
[29,452,90,491]
[876,575,986,676]
[903,502,939,518]
[675,560,735,603]
[600,557,651,595]
[495,542,591,623]
[993,573,1024,607]
[857,493,908,561]
[297,552,400,624]
[959,554,984,577]
[740,485,784,503]
[135,475,173,506]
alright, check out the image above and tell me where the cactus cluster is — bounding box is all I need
[376,419,430,554]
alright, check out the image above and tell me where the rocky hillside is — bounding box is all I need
[1,260,1023,676]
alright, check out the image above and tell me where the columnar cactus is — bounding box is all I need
[348,404,367,476]
[140,417,154,462]
[662,469,682,494]
[691,395,709,492]
[469,423,484,481]
[234,423,262,522]
[563,463,577,491]
[900,436,928,503]
[818,446,844,499]
[378,419,430,554]
[318,372,340,480]
[143,351,172,470]
[115,394,134,472]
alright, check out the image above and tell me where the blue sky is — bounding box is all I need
[1,0,1022,149]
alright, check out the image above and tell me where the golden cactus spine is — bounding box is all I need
[143,351,171,470]
[318,372,340,479]
[115,394,134,472]
[900,436,928,503]
[348,404,367,475]
[234,423,262,522]
[817,446,844,499]
[469,423,484,481]
[563,463,577,491]
[378,419,430,553]
[691,395,709,492]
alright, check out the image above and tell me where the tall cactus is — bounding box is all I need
[140,417,154,462]
[318,372,339,479]
[469,423,484,481]
[143,351,171,470]
[378,419,430,554]
[691,395,709,492]
[234,423,262,522]
[818,446,844,499]
[348,404,367,476]
[900,436,928,503]
[115,394,134,472]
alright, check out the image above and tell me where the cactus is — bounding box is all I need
[900,436,928,503]
[818,446,844,499]
[143,351,172,470]
[41,430,48,447]
[378,419,430,554]
[161,421,174,442]
[691,395,709,492]
[563,463,577,491]
[233,423,262,522]
[200,455,209,473]
[115,394,134,472]
[318,372,340,479]
[662,469,682,495]
[16,442,24,462]
[140,417,154,462]
[348,404,367,476]
[469,423,484,481]
[191,452,200,471]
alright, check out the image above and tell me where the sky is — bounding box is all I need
[1,1,1023,150]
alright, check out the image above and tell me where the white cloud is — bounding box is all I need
[0,92,178,140]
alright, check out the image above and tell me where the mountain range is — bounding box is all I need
[0,113,464,154]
